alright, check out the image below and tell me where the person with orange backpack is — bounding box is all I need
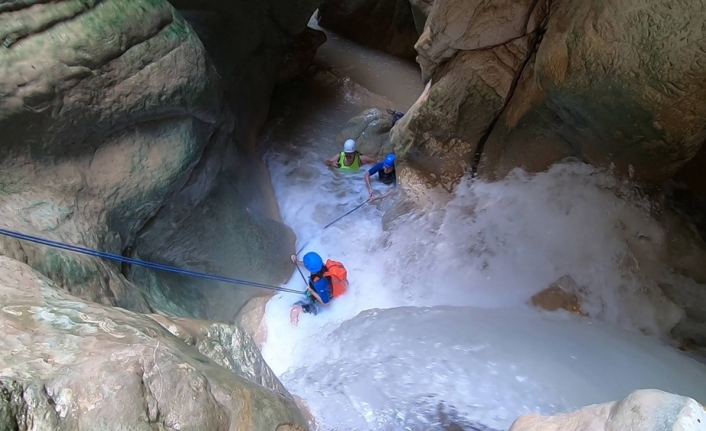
[289,251,349,324]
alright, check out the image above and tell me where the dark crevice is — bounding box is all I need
[469,35,540,176]
[121,245,134,278]
[522,0,543,32]
[470,0,553,177]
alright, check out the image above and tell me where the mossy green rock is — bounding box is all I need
[0,0,221,312]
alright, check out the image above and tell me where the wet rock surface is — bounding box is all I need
[0,0,219,312]
[391,35,536,191]
[531,276,585,316]
[338,108,401,158]
[317,0,420,60]
[0,0,319,320]
[508,389,706,431]
[478,0,706,184]
[0,256,306,430]
[235,295,273,350]
[393,0,706,186]
[0,1,324,426]
[130,130,297,321]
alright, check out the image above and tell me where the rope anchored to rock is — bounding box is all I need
[0,227,304,295]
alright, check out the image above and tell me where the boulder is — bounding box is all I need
[0,0,220,312]
[0,256,307,430]
[479,0,706,183]
[317,0,420,60]
[508,389,706,431]
[338,108,401,158]
[531,276,586,316]
[235,296,273,350]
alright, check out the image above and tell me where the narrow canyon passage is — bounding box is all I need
[257,20,706,431]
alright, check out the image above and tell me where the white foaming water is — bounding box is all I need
[262,149,706,429]
[259,21,706,430]
[308,17,424,110]
[280,307,706,430]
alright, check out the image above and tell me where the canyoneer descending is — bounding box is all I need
[365,153,397,202]
[325,139,376,170]
[289,252,349,325]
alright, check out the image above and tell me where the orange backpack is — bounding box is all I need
[324,259,348,298]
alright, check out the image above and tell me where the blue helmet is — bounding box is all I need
[303,252,324,273]
[383,154,396,168]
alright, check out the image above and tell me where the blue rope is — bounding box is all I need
[0,228,304,295]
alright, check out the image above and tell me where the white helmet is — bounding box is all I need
[343,139,356,153]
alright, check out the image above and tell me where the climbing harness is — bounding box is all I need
[0,227,304,295]
[386,109,405,127]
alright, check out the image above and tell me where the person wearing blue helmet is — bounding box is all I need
[364,153,397,202]
[289,251,349,324]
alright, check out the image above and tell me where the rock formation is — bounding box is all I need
[337,108,401,158]
[0,256,306,430]
[391,0,706,187]
[478,0,706,184]
[0,0,219,314]
[508,389,706,431]
[385,0,706,348]
[0,0,321,320]
[317,0,420,60]
[0,0,322,426]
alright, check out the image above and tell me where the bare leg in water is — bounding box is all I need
[290,305,303,325]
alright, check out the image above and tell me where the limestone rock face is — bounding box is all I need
[395,0,706,187]
[478,0,706,183]
[415,0,547,79]
[0,256,306,430]
[317,0,420,60]
[130,131,297,321]
[508,389,706,431]
[0,0,220,312]
[391,35,536,191]
[0,0,321,319]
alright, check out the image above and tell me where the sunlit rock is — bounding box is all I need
[0,256,306,430]
[509,389,706,431]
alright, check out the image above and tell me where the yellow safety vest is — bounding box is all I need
[337,152,361,171]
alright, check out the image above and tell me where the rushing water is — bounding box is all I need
[259,24,706,431]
